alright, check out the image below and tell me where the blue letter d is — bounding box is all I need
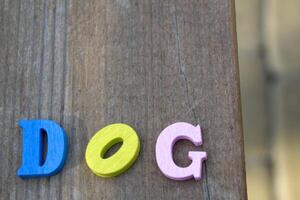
[17,120,68,178]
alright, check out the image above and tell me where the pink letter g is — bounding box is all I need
[155,122,207,181]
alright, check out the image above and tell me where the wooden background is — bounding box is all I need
[0,0,247,199]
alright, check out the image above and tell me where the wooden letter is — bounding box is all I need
[17,120,68,178]
[155,122,207,181]
[85,123,140,177]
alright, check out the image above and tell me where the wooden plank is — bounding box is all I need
[0,0,247,199]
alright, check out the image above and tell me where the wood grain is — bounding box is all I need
[0,0,247,199]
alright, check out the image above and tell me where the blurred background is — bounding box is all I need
[236,0,300,199]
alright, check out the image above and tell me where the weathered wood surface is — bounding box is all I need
[0,0,247,199]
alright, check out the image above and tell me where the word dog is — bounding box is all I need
[17,120,207,181]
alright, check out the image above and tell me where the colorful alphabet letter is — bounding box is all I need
[85,123,140,177]
[17,120,68,178]
[155,122,207,181]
